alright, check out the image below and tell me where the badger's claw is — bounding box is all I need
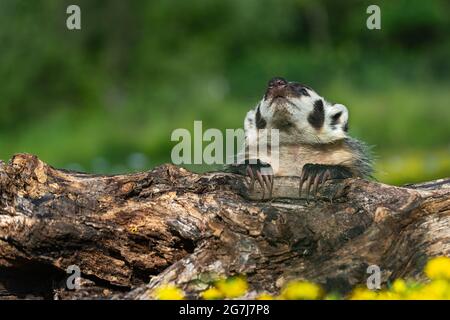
[245,160,273,200]
[299,164,352,201]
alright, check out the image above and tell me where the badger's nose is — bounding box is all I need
[268,77,288,88]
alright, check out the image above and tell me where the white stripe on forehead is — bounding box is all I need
[304,87,322,100]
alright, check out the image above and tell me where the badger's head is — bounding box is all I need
[254,77,349,144]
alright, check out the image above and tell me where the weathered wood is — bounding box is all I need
[0,153,449,299]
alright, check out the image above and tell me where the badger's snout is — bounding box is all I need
[265,77,311,103]
[268,77,288,88]
[265,77,288,100]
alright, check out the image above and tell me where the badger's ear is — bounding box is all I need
[332,103,348,113]
[329,103,349,133]
[330,103,349,122]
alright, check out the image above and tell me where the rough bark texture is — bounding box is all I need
[0,153,449,299]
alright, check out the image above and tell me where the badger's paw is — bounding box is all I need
[244,159,274,200]
[299,164,352,202]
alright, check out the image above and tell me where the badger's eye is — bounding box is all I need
[289,83,310,96]
[293,85,309,96]
[300,88,309,96]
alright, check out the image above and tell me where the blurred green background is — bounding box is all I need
[0,0,449,185]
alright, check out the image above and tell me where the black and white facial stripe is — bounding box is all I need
[245,78,350,145]
[307,100,325,129]
[255,105,266,129]
[308,99,348,133]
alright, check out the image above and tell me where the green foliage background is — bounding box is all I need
[0,0,449,185]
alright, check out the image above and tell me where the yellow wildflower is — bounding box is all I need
[152,257,450,301]
[406,290,436,300]
[419,279,450,299]
[215,276,248,298]
[280,281,323,300]
[256,293,274,300]
[201,287,224,300]
[348,287,378,300]
[154,284,185,300]
[424,256,450,280]
[376,291,400,300]
[391,279,408,294]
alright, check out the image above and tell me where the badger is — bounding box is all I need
[228,77,373,200]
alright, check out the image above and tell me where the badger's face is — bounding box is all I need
[256,77,349,144]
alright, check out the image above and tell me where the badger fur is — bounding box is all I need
[229,76,373,199]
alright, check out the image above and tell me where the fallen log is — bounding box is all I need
[0,153,448,299]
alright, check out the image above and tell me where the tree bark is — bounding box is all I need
[0,153,449,299]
